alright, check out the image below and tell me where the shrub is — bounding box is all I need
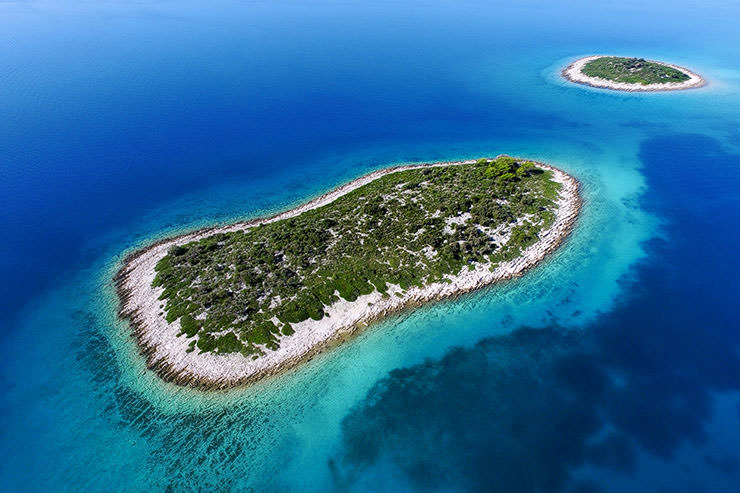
[215,332,243,353]
[180,314,200,337]
[171,245,188,256]
[497,172,516,183]
[277,300,310,324]
[154,256,171,272]
[246,324,276,346]
[197,334,217,352]
[335,277,358,302]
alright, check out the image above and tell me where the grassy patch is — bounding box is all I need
[152,157,563,356]
[581,57,690,85]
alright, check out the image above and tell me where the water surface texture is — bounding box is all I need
[1,1,739,491]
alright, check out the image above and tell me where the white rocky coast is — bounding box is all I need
[115,159,581,389]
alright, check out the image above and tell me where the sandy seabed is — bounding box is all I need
[562,55,705,92]
[115,158,581,390]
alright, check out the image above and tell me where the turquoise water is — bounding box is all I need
[1,1,740,491]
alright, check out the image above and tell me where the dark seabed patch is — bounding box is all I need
[332,134,740,492]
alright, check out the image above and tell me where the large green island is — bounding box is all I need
[563,55,705,91]
[116,157,580,389]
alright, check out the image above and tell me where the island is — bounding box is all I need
[562,56,705,91]
[115,157,581,389]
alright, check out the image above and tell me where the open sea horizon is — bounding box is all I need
[1,0,739,491]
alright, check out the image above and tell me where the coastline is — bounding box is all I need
[115,158,582,390]
[562,55,706,92]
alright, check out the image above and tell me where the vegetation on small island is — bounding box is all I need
[581,57,690,85]
[152,157,562,358]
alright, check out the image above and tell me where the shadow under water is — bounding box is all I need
[332,134,740,492]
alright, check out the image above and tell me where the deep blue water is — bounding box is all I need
[1,1,739,491]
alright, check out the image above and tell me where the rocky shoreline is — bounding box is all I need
[115,158,581,390]
[562,55,705,92]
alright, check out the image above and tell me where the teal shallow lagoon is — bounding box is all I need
[1,0,740,491]
[0,136,668,489]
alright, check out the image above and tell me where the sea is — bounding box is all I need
[1,0,739,491]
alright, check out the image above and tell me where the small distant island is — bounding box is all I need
[563,56,705,91]
[115,157,580,389]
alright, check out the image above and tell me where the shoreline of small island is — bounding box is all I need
[562,55,705,92]
[115,158,581,390]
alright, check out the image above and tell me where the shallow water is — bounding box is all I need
[1,1,739,491]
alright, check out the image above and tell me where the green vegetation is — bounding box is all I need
[581,57,690,85]
[152,157,562,357]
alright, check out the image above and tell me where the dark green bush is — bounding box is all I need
[246,324,277,346]
[215,333,243,353]
[180,314,200,337]
[197,334,217,352]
